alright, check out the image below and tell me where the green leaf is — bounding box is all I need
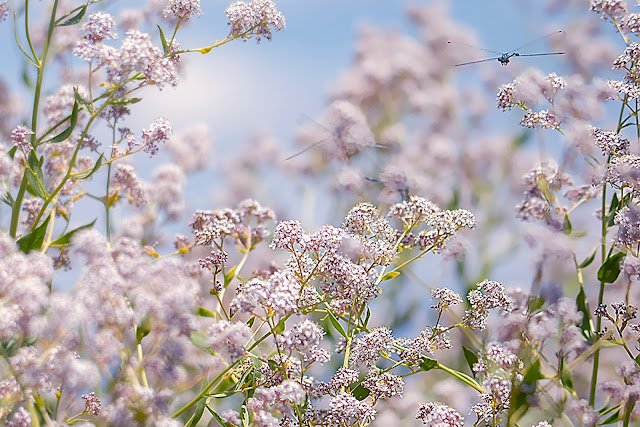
[600,410,620,425]
[352,384,370,401]
[247,316,256,327]
[635,353,640,367]
[462,345,478,375]
[206,405,231,427]
[56,4,87,26]
[17,215,51,253]
[189,330,211,354]
[185,398,207,427]
[578,248,597,269]
[110,97,143,106]
[609,193,620,214]
[326,310,347,338]
[158,25,169,54]
[560,360,574,392]
[50,219,97,247]
[380,271,400,281]
[72,154,103,180]
[597,252,625,283]
[363,308,371,329]
[275,318,286,334]
[196,306,216,317]
[26,151,48,199]
[73,86,93,113]
[418,357,438,372]
[224,266,237,286]
[563,214,572,235]
[46,100,78,143]
[576,285,593,340]
[1,191,14,208]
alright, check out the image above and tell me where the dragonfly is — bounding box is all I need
[448,30,565,67]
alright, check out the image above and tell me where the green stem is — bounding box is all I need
[10,0,59,237]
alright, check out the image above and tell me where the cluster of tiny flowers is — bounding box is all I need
[419,209,476,251]
[163,0,202,21]
[591,126,630,156]
[497,83,517,111]
[520,109,560,129]
[99,30,180,89]
[516,162,572,226]
[82,392,101,415]
[140,117,173,156]
[473,343,523,377]
[342,203,397,265]
[590,0,627,20]
[544,72,566,99]
[230,269,302,316]
[613,43,640,84]
[10,125,34,152]
[225,0,286,42]
[388,196,440,224]
[608,79,640,99]
[464,280,514,330]
[198,249,228,271]
[606,154,640,196]
[614,205,640,250]
[623,13,640,32]
[361,371,404,400]
[0,2,8,22]
[191,199,274,247]
[79,11,117,43]
[247,380,306,426]
[416,402,464,426]
[396,326,452,365]
[111,164,146,208]
[349,327,394,367]
[430,287,463,312]
[471,377,513,423]
[269,219,306,250]
[206,320,252,362]
[325,392,377,425]
[6,407,31,427]
[276,319,325,352]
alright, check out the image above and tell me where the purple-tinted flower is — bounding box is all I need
[163,0,202,21]
[591,0,627,20]
[206,320,251,362]
[520,109,560,129]
[614,204,640,250]
[82,391,102,415]
[464,280,513,330]
[361,371,404,400]
[276,319,325,352]
[0,2,8,22]
[416,402,464,426]
[349,327,394,367]
[10,125,34,152]
[141,117,173,156]
[225,0,286,42]
[80,11,117,43]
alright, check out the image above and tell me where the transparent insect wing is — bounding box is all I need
[507,30,565,56]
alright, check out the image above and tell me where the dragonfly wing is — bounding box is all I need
[517,52,565,57]
[285,137,330,160]
[454,57,501,67]
[509,30,565,55]
[446,40,502,56]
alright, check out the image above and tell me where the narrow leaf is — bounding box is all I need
[196,307,216,317]
[597,252,625,283]
[576,285,593,340]
[46,100,79,143]
[26,151,48,199]
[326,310,347,338]
[73,86,93,113]
[157,25,169,54]
[110,97,142,106]
[418,357,438,372]
[50,219,97,247]
[578,248,597,269]
[224,266,237,286]
[17,215,51,253]
[563,214,572,235]
[189,330,211,354]
[380,271,400,281]
[72,154,103,180]
[462,345,478,375]
[560,360,574,392]
[57,4,87,26]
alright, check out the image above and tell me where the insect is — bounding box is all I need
[447,30,565,67]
